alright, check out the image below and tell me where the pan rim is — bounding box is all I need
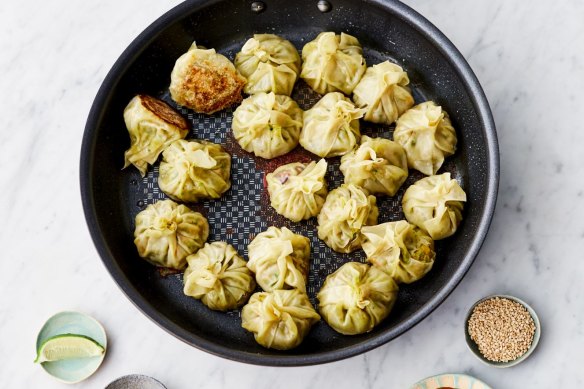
[80,0,499,366]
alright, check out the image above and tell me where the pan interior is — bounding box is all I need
[84,0,494,364]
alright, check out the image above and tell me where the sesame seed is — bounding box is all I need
[467,297,536,363]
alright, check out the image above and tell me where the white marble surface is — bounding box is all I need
[1,0,583,387]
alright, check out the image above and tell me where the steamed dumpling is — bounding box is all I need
[242,289,320,350]
[123,95,189,176]
[300,32,366,95]
[134,199,209,270]
[299,92,365,158]
[317,183,378,253]
[169,43,246,114]
[266,159,328,221]
[158,139,231,203]
[352,61,414,125]
[232,92,303,159]
[183,242,255,311]
[402,173,466,240]
[340,136,408,196]
[361,220,436,284]
[393,101,457,175]
[247,227,310,292]
[317,262,398,335]
[235,34,301,96]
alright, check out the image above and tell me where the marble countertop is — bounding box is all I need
[1,0,583,387]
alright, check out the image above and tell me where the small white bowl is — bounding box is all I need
[464,294,541,368]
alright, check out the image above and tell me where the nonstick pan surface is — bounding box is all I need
[80,0,499,365]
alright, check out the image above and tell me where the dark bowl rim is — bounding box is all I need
[80,0,500,366]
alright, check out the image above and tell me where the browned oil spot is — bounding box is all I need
[184,203,207,217]
[223,131,250,159]
[157,267,182,277]
[252,145,316,174]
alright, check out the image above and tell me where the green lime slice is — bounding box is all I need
[34,334,105,364]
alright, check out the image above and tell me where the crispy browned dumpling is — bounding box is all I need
[123,95,189,176]
[170,43,246,114]
[139,95,189,130]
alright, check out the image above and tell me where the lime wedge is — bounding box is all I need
[34,334,105,363]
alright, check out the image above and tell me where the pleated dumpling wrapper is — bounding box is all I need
[361,220,436,284]
[158,139,231,203]
[299,92,365,158]
[183,242,256,311]
[134,199,209,270]
[232,92,303,159]
[247,227,311,292]
[393,101,457,175]
[242,289,320,350]
[317,183,378,253]
[317,262,398,335]
[266,159,328,222]
[169,43,246,114]
[352,61,414,125]
[235,34,301,96]
[300,32,366,95]
[402,173,466,240]
[123,95,189,176]
[340,136,408,196]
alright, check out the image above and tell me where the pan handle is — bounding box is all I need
[249,1,332,14]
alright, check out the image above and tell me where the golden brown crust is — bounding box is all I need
[139,95,189,130]
[174,61,246,114]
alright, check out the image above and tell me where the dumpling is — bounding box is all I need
[242,289,320,350]
[235,34,301,96]
[247,227,310,292]
[361,220,436,284]
[266,159,328,221]
[158,139,231,203]
[299,92,365,158]
[134,199,209,270]
[317,183,378,253]
[123,95,189,176]
[300,32,366,95]
[232,92,303,159]
[183,242,256,311]
[402,173,466,240]
[393,101,457,175]
[317,262,398,335]
[352,61,414,125]
[339,136,408,196]
[169,43,246,114]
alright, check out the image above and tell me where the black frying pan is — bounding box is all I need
[80,0,499,366]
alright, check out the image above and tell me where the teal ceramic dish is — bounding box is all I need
[35,311,107,384]
[411,373,492,389]
[464,294,541,368]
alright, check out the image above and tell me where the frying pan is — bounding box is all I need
[80,0,499,366]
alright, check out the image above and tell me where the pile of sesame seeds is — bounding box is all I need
[467,297,536,363]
